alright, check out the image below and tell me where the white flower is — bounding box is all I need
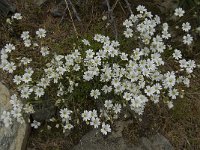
[123,19,133,28]
[179,59,187,68]
[104,100,113,109]
[83,71,94,81]
[82,39,90,46]
[102,85,112,94]
[20,57,32,65]
[90,89,100,99]
[13,75,22,85]
[136,5,147,13]
[22,73,32,83]
[183,34,193,45]
[5,62,16,73]
[174,8,185,17]
[64,123,73,130]
[167,101,174,109]
[81,110,91,121]
[36,28,46,38]
[5,43,15,53]
[40,46,49,56]
[31,120,41,129]
[20,86,33,99]
[101,122,111,135]
[90,109,98,119]
[123,92,132,101]
[12,13,22,20]
[90,117,100,128]
[21,31,30,40]
[124,28,133,38]
[173,49,182,60]
[129,14,138,23]
[162,30,171,39]
[182,22,191,32]
[120,52,128,61]
[169,89,179,99]
[163,72,176,89]
[162,23,169,31]
[113,104,122,114]
[145,86,155,96]
[34,87,44,97]
[102,15,107,21]
[37,78,50,88]
[60,108,72,119]
[73,64,80,71]
[24,39,31,47]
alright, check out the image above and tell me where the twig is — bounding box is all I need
[111,0,119,12]
[64,0,79,38]
[105,0,118,40]
[118,1,126,14]
[124,0,133,14]
[66,0,81,22]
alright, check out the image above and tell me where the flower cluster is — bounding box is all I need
[0,6,197,136]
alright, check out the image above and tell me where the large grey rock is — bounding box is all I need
[0,0,16,17]
[73,120,174,150]
[0,82,30,150]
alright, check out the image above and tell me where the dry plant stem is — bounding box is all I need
[106,0,118,40]
[111,0,120,11]
[124,0,133,14]
[66,0,81,22]
[118,1,126,14]
[64,0,79,38]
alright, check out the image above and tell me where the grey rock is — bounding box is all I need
[149,134,174,150]
[50,1,65,17]
[32,106,55,121]
[0,82,30,150]
[73,120,174,150]
[0,0,16,17]
[34,0,48,6]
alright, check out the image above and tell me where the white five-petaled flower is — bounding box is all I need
[182,22,191,32]
[104,100,113,109]
[90,117,100,128]
[123,19,133,28]
[173,49,182,60]
[60,108,72,119]
[5,43,15,53]
[183,34,193,45]
[124,28,133,38]
[174,8,185,17]
[90,89,100,99]
[40,46,49,56]
[169,88,179,99]
[82,39,90,46]
[34,87,44,97]
[12,13,22,20]
[81,110,91,121]
[101,122,111,135]
[21,31,30,40]
[36,28,46,38]
[31,120,41,129]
